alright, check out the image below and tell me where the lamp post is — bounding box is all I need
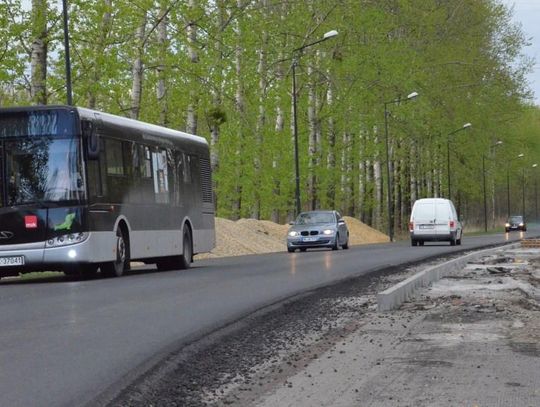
[384,91,418,242]
[291,29,338,216]
[62,0,73,105]
[446,123,472,199]
[533,164,538,222]
[506,153,524,217]
[482,140,503,232]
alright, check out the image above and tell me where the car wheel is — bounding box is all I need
[332,234,340,250]
[523,227,527,232]
[419,241,424,246]
[411,239,417,247]
[102,228,128,277]
[450,235,456,246]
[505,228,509,233]
[342,237,349,250]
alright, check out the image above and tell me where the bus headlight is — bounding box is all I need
[46,232,88,247]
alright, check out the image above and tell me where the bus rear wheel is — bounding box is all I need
[102,228,128,277]
[179,229,193,269]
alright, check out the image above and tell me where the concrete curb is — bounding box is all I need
[377,243,521,312]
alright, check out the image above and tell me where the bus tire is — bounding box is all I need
[102,228,128,277]
[179,228,192,270]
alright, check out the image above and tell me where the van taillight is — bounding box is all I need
[409,222,414,231]
[449,220,455,228]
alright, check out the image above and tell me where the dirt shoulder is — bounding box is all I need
[195,216,389,259]
[241,246,540,407]
[114,246,540,407]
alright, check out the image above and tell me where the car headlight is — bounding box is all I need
[46,232,88,247]
[505,223,510,227]
[519,223,524,226]
[288,231,299,237]
[322,229,335,235]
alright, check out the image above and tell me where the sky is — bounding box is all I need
[504,0,540,105]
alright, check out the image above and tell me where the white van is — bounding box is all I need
[409,198,462,246]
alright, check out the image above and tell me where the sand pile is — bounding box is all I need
[343,216,389,245]
[196,216,388,259]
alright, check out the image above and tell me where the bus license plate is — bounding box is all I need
[303,237,317,242]
[0,256,25,267]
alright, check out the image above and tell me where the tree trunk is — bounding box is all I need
[130,14,147,120]
[30,0,47,104]
[252,0,269,219]
[231,0,245,220]
[186,0,199,134]
[326,84,336,209]
[156,2,168,126]
[307,61,317,210]
[88,0,111,108]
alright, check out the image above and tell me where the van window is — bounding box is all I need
[436,203,451,219]
[413,203,435,220]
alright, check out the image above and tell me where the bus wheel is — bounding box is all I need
[179,229,192,270]
[102,228,128,277]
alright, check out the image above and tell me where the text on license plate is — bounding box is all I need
[419,225,434,229]
[303,237,317,242]
[0,256,25,267]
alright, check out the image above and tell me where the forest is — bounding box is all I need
[1,0,539,236]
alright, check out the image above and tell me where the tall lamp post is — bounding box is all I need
[291,29,338,216]
[533,164,538,222]
[447,123,472,199]
[62,0,73,105]
[384,91,419,242]
[482,140,503,232]
[506,153,524,217]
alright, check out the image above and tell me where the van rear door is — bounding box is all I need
[435,202,451,236]
[412,201,436,235]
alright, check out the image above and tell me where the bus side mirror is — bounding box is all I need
[83,121,100,160]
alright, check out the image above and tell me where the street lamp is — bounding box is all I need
[482,140,503,232]
[447,123,472,199]
[291,29,338,216]
[384,91,418,242]
[506,153,524,217]
[533,164,538,222]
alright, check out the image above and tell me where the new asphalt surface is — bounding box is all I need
[0,229,536,407]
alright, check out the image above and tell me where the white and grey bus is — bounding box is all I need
[0,105,215,278]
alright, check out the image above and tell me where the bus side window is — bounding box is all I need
[88,136,105,199]
[152,149,169,204]
[183,152,192,184]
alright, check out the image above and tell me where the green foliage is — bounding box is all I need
[1,0,539,229]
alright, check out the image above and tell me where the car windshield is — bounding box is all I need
[509,216,523,223]
[296,212,335,225]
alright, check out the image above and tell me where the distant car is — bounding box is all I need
[505,215,526,232]
[409,198,463,246]
[287,210,349,252]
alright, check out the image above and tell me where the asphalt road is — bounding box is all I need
[0,229,536,407]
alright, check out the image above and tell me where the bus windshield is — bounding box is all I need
[0,110,85,207]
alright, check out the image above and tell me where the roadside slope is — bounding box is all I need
[196,216,389,259]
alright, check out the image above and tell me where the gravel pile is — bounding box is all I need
[196,216,388,259]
